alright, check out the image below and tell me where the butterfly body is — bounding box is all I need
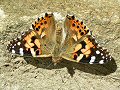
[7,13,112,65]
[51,24,63,64]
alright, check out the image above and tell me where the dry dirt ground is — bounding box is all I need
[0,0,120,90]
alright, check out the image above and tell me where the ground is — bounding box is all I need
[0,0,120,90]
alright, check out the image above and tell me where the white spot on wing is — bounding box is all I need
[106,54,108,57]
[102,56,105,59]
[96,50,100,54]
[91,56,96,60]
[12,49,15,54]
[89,56,96,64]
[99,60,104,64]
[101,53,103,56]
[17,42,21,46]
[89,59,95,64]
[19,48,24,56]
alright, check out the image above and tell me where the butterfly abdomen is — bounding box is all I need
[52,24,63,64]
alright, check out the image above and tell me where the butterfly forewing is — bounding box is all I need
[7,13,56,57]
[61,15,112,64]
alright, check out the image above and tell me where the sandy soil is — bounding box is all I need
[0,0,120,90]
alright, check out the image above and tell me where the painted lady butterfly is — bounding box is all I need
[7,13,112,65]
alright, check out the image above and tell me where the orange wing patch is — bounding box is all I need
[22,13,54,55]
[32,13,52,35]
[73,37,96,61]
[7,13,55,56]
[66,15,90,40]
[81,38,95,55]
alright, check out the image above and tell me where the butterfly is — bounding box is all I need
[7,13,112,65]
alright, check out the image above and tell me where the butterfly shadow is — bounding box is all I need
[24,57,117,77]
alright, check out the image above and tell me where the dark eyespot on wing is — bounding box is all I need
[37,17,40,21]
[84,26,86,29]
[76,20,79,22]
[86,30,89,33]
[36,28,39,31]
[77,26,79,28]
[31,36,37,43]
[80,32,84,35]
[45,13,48,17]
[72,23,76,27]
[32,24,35,29]
[76,49,82,56]
[40,23,43,25]
[80,21,83,25]
[79,29,81,32]
[79,55,90,63]
[32,45,38,51]
[41,17,44,20]
[74,54,78,60]
[80,41,86,48]
[44,21,47,24]
[71,15,75,20]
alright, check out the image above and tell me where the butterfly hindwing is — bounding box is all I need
[73,35,112,64]
[61,15,112,64]
[7,13,56,57]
